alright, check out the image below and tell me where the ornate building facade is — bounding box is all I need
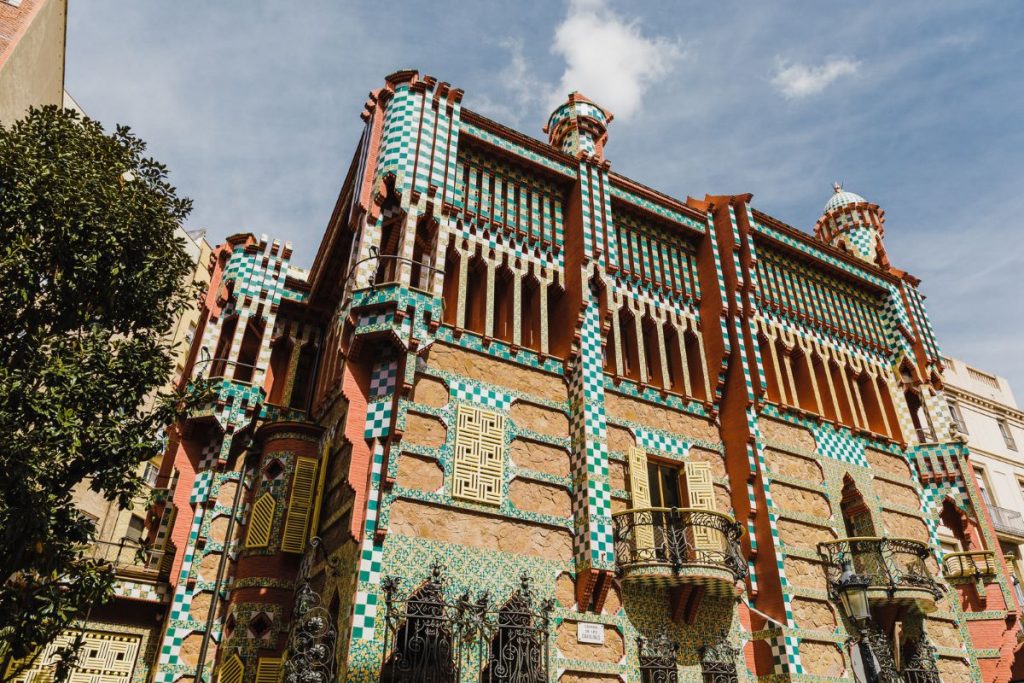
[41,71,1024,683]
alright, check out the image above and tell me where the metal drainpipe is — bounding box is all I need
[194,452,253,683]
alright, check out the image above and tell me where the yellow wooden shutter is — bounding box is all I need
[685,461,721,557]
[627,447,654,552]
[308,443,331,541]
[281,457,318,553]
[218,654,244,683]
[254,658,282,683]
[246,492,276,548]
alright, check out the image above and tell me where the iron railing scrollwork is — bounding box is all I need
[637,631,678,683]
[699,632,740,683]
[380,562,553,683]
[282,537,339,683]
[611,508,748,581]
[900,639,940,683]
[818,537,943,600]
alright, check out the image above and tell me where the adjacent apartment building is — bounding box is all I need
[20,71,1024,683]
[942,357,1024,608]
[0,0,67,124]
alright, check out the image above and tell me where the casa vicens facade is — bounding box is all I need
[28,71,1024,683]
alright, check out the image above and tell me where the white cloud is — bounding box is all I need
[548,0,683,120]
[772,57,860,99]
[472,39,545,127]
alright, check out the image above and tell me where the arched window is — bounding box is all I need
[441,242,461,326]
[288,344,317,411]
[663,323,685,395]
[233,314,265,383]
[380,576,455,683]
[521,275,541,352]
[410,218,438,291]
[619,307,641,383]
[464,254,487,335]
[482,586,548,683]
[492,263,515,343]
[684,329,707,401]
[638,632,679,683]
[266,337,294,405]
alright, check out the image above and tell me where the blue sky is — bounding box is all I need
[66,1,1024,391]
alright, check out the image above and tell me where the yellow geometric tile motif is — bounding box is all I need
[685,461,721,557]
[627,446,654,551]
[9,631,140,683]
[452,403,506,506]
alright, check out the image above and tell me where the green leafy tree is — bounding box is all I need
[0,106,202,678]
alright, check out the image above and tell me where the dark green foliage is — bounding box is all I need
[0,106,200,676]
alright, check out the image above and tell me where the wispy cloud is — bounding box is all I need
[772,57,860,99]
[471,39,545,127]
[548,0,683,120]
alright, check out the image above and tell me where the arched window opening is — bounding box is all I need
[638,632,679,683]
[375,215,403,285]
[266,338,294,405]
[441,243,460,326]
[684,330,707,401]
[904,387,933,442]
[546,282,569,358]
[699,634,739,683]
[877,377,904,442]
[812,355,837,422]
[210,314,238,378]
[858,374,887,436]
[410,218,438,291]
[603,313,617,373]
[758,334,782,404]
[492,263,515,343]
[642,316,664,388]
[233,315,265,383]
[663,323,685,394]
[939,500,973,552]
[521,275,541,352]
[790,351,817,413]
[464,254,487,335]
[828,360,854,428]
[289,344,317,411]
[840,476,876,538]
[619,307,642,383]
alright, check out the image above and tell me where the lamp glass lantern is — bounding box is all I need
[836,567,871,623]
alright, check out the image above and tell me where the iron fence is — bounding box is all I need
[817,537,942,599]
[380,563,553,683]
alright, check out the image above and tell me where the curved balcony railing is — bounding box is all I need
[611,508,747,582]
[86,539,175,581]
[942,550,997,580]
[818,537,943,600]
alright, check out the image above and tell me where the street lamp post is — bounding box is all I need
[835,566,878,683]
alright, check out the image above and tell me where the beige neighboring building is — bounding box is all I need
[74,227,213,550]
[0,0,67,125]
[943,355,1024,603]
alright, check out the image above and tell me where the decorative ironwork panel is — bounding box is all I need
[638,631,679,683]
[452,404,506,506]
[282,538,338,683]
[817,537,942,599]
[381,564,552,683]
[612,508,747,580]
[700,634,739,683]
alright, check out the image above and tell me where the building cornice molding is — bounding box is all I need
[946,385,1024,424]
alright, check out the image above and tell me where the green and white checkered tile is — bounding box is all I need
[449,378,511,411]
[365,400,393,439]
[351,590,380,641]
[635,427,690,457]
[189,471,213,504]
[812,422,869,468]
[369,358,398,399]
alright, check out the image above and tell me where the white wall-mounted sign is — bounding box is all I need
[577,622,605,645]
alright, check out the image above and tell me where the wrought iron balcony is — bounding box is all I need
[988,505,1024,539]
[942,550,997,580]
[86,539,175,582]
[611,508,747,590]
[380,563,553,683]
[818,537,943,612]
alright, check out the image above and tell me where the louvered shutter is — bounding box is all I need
[246,493,276,548]
[281,457,318,553]
[218,654,244,683]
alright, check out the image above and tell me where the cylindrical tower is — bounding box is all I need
[814,183,889,268]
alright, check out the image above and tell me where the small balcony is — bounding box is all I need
[86,539,176,584]
[818,537,943,613]
[611,508,747,592]
[988,505,1024,541]
[942,550,997,581]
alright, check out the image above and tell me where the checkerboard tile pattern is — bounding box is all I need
[449,378,511,411]
[812,423,868,468]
